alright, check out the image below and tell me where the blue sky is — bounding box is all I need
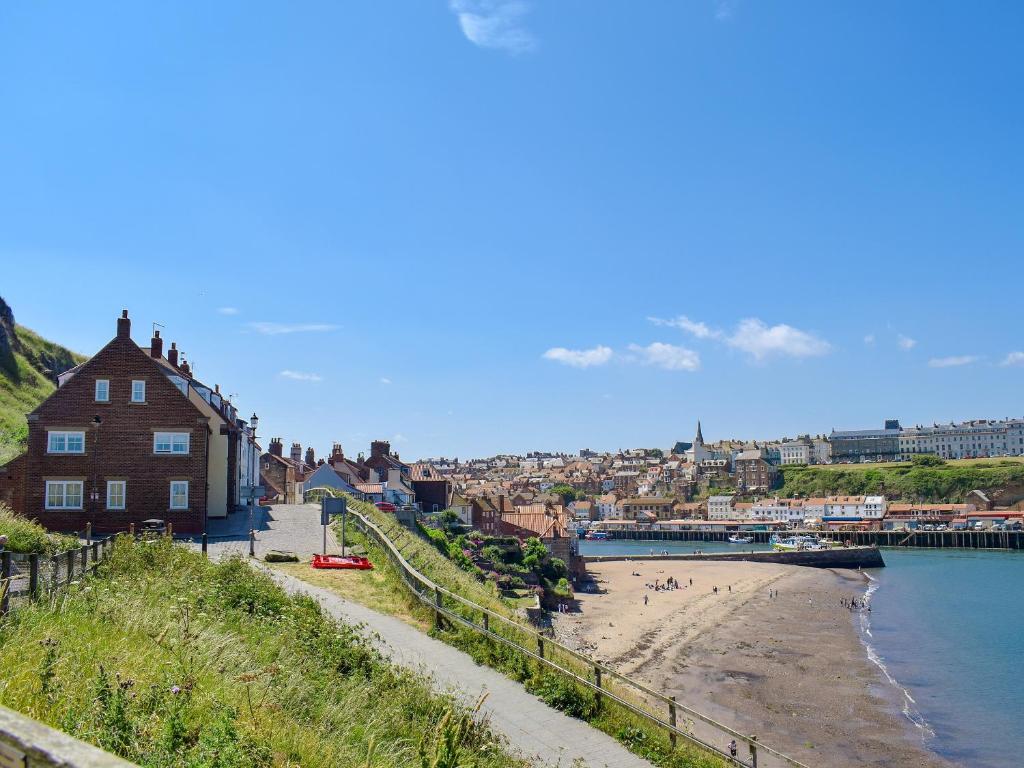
[2,1,1022,460]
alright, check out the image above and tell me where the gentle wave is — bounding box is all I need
[857,572,934,739]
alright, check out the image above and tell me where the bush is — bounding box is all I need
[525,674,596,720]
[0,506,77,554]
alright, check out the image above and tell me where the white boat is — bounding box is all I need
[770,534,831,552]
[727,535,753,544]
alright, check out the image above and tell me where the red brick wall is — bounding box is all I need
[0,453,26,513]
[24,334,210,534]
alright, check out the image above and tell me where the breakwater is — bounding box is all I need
[587,528,1023,549]
[583,545,885,569]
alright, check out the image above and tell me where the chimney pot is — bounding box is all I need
[116,310,131,339]
[168,342,179,368]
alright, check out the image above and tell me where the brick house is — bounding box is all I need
[0,310,258,534]
[734,449,778,491]
[410,462,451,512]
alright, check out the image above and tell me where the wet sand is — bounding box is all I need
[553,560,953,768]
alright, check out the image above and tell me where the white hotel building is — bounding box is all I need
[897,419,1024,460]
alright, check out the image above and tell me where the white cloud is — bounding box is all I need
[392,433,408,444]
[249,322,339,335]
[279,370,323,382]
[714,0,737,21]
[627,343,700,371]
[897,334,917,350]
[928,355,978,368]
[648,315,723,340]
[449,0,536,53]
[863,334,876,346]
[380,377,392,385]
[217,307,240,316]
[726,319,831,361]
[1000,351,1024,367]
[542,345,613,369]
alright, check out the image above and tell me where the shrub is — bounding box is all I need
[0,506,77,554]
[525,674,596,720]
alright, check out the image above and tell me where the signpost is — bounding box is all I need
[321,496,347,555]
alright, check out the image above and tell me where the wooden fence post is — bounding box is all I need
[201,533,208,557]
[66,549,75,585]
[594,665,602,711]
[669,696,677,749]
[0,551,10,615]
[538,637,545,659]
[434,587,443,630]
[129,522,135,537]
[482,611,489,633]
[85,522,92,545]
[80,545,89,574]
[748,736,758,767]
[29,553,40,600]
[50,556,58,594]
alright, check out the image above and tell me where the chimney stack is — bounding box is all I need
[290,442,302,463]
[179,358,191,376]
[150,329,163,358]
[116,310,131,339]
[305,447,315,466]
[371,440,391,459]
[269,438,283,457]
[168,342,179,368]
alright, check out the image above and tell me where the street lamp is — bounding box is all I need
[249,413,258,556]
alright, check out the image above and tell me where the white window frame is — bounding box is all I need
[131,380,146,403]
[169,480,189,510]
[47,431,85,454]
[45,480,84,510]
[95,379,110,402]
[106,480,126,510]
[154,432,190,455]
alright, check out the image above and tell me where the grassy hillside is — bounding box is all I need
[0,536,522,768]
[0,316,85,463]
[779,459,1024,502]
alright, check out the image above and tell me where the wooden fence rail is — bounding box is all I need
[347,507,811,768]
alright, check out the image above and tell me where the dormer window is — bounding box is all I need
[95,380,110,402]
[131,380,146,403]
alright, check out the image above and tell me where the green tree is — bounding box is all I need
[548,483,581,506]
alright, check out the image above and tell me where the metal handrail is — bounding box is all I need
[346,505,810,768]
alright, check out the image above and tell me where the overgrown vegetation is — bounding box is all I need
[0,505,78,554]
[778,455,1024,502]
[0,536,522,768]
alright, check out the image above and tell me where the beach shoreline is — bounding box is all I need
[553,560,953,767]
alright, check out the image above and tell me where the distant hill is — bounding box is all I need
[0,297,86,463]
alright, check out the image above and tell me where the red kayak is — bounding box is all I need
[311,554,374,570]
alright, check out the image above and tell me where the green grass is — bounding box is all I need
[0,324,85,464]
[0,504,78,554]
[778,459,1024,502]
[289,498,726,768]
[0,536,524,768]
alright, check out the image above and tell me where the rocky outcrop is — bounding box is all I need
[0,296,19,377]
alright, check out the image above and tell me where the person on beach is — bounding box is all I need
[728,585,731,593]
[644,594,649,606]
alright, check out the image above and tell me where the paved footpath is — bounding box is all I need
[195,504,653,768]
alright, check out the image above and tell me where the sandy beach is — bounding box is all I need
[553,560,953,768]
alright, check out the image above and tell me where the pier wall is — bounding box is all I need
[584,528,1022,550]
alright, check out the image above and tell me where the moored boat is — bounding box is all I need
[727,535,753,544]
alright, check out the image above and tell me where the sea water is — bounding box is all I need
[578,539,1024,767]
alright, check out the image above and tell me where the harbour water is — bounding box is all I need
[578,538,1024,767]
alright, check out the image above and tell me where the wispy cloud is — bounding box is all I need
[279,370,323,382]
[928,355,978,368]
[648,315,723,340]
[449,0,536,53]
[249,322,339,335]
[380,377,392,385]
[627,343,700,371]
[726,319,831,361]
[542,345,613,369]
[217,307,240,316]
[714,0,737,21]
[897,334,917,351]
[1000,351,1024,367]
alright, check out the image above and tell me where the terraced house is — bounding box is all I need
[0,310,259,534]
